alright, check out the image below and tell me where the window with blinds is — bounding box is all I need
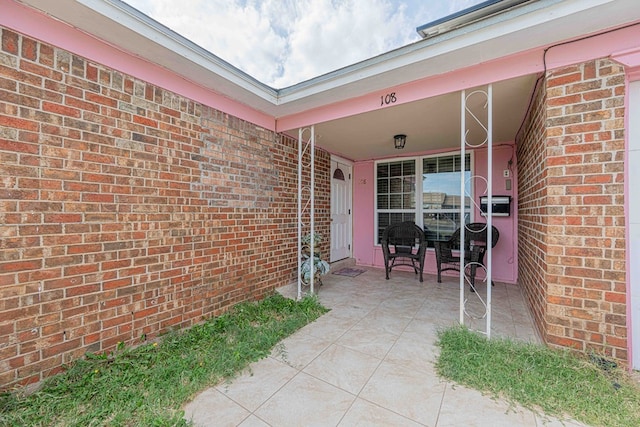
[376,160,416,243]
[375,153,472,244]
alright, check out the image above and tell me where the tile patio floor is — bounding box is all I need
[184,266,588,427]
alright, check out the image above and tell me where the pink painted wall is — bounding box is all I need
[352,144,518,284]
[473,144,518,284]
[353,161,376,264]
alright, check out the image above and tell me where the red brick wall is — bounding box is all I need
[0,27,330,389]
[518,58,627,362]
[516,76,548,342]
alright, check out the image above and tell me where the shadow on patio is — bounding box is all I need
[184,268,587,426]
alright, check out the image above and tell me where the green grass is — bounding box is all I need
[0,293,328,427]
[435,326,640,427]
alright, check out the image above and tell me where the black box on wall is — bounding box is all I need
[480,195,511,216]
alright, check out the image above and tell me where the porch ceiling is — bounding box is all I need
[298,74,537,162]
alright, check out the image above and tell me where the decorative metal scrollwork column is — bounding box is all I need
[460,86,494,338]
[298,126,316,299]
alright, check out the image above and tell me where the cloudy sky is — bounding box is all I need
[123,0,485,88]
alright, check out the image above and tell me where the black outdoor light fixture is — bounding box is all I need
[394,134,407,149]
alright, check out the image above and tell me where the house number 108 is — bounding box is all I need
[380,92,397,106]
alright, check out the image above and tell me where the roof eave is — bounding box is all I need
[15,0,279,111]
[416,0,534,39]
[13,0,640,119]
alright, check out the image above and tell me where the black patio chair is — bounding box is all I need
[381,221,427,282]
[433,222,499,287]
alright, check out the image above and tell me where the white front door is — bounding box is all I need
[330,159,352,262]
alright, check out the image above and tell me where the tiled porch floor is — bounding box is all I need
[184,267,587,427]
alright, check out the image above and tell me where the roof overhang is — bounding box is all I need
[275,0,640,118]
[416,0,534,39]
[7,0,640,160]
[12,0,640,120]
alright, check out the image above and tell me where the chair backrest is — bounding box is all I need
[464,222,499,248]
[382,221,425,248]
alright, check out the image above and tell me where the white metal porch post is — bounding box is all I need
[460,85,494,338]
[459,90,467,325]
[487,85,493,339]
[297,126,315,299]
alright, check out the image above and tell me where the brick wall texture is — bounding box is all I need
[0,27,330,389]
[516,75,549,343]
[517,58,628,362]
[0,23,631,387]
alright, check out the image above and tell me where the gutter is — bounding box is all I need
[417,0,536,39]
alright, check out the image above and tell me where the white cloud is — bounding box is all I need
[274,0,412,86]
[123,0,485,88]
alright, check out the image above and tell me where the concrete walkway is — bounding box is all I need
[184,267,587,426]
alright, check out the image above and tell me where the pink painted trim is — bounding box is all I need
[1,0,275,130]
[613,47,640,69]
[278,24,640,132]
[628,68,640,82]
[613,46,640,80]
[613,43,640,370]
[543,24,640,69]
[277,49,544,132]
[623,72,633,370]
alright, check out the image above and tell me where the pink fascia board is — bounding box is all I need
[612,47,640,68]
[277,23,640,133]
[1,0,275,131]
[544,23,640,70]
[276,49,544,133]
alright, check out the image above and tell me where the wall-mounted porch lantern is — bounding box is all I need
[394,134,407,149]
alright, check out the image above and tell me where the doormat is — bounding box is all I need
[332,267,366,277]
